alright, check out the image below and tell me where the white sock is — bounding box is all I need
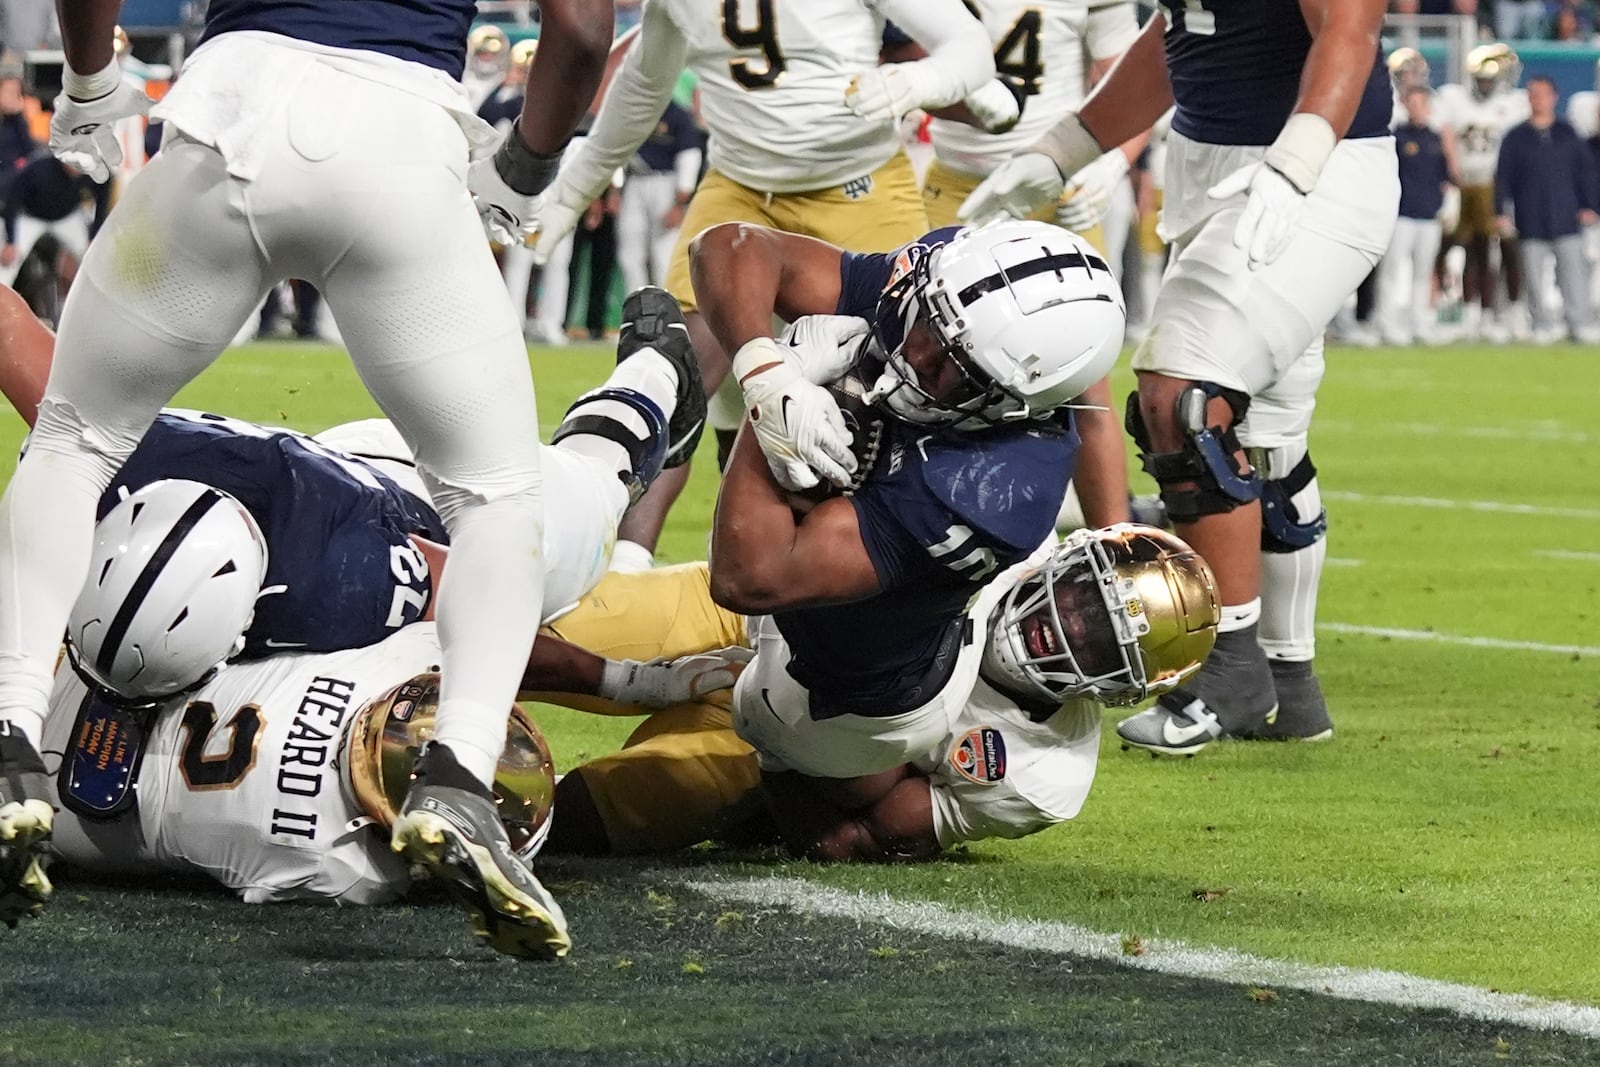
[605,348,680,422]
[1259,477,1325,662]
[1220,597,1262,634]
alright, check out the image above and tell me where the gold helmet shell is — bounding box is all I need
[984,524,1220,708]
[113,25,130,57]
[1468,43,1520,90]
[346,673,556,860]
[510,39,538,69]
[1387,47,1429,89]
[469,24,510,56]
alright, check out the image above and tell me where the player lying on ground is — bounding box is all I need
[529,527,1218,860]
[0,283,714,958]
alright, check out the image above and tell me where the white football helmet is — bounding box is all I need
[982,525,1219,709]
[865,219,1126,431]
[67,480,269,703]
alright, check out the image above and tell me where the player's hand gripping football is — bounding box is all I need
[731,337,858,493]
[49,82,151,184]
[599,646,757,708]
[778,315,872,384]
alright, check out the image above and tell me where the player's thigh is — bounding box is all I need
[921,158,979,229]
[1236,337,1324,460]
[785,152,929,252]
[662,169,782,312]
[536,444,632,617]
[545,561,746,662]
[45,137,270,436]
[1455,185,1496,243]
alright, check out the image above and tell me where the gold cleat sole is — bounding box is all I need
[392,810,571,961]
[0,799,54,928]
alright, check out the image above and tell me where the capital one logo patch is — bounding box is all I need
[950,727,1007,784]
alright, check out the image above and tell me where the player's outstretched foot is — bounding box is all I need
[0,724,53,928]
[1116,624,1278,756]
[391,742,570,960]
[1234,659,1334,742]
[618,286,705,468]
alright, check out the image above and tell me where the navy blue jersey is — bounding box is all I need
[1160,0,1391,146]
[1395,123,1449,220]
[634,101,703,175]
[101,412,448,660]
[477,86,524,131]
[201,0,477,80]
[773,228,1078,719]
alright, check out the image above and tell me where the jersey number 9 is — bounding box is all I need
[723,0,786,90]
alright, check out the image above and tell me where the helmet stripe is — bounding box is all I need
[94,488,226,677]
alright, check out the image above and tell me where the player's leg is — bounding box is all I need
[616,177,653,296]
[1411,220,1444,343]
[1554,233,1596,341]
[615,171,784,565]
[285,70,560,958]
[1115,136,1394,756]
[0,136,271,922]
[1520,238,1555,339]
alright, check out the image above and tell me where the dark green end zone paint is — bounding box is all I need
[2,868,1594,1067]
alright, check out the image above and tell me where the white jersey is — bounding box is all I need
[1435,84,1529,186]
[1566,90,1599,140]
[43,626,450,905]
[930,0,1138,177]
[665,0,897,191]
[312,419,626,621]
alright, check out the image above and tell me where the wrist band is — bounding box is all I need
[1264,113,1337,195]
[63,58,121,102]
[494,117,566,196]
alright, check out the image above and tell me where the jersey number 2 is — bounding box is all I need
[179,701,262,791]
[1161,0,1216,36]
[723,0,786,90]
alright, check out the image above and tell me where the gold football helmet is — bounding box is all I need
[1468,43,1520,95]
[1387,47,1429,91]
[983,524,1220,708]
[113,25,130,57]
[510,39,538,70]
[345,673,556,860]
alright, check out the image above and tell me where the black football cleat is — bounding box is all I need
[0,723,53,928]
[391,742,570,960]
[618,286,705,468]
[1116,624,1278,756]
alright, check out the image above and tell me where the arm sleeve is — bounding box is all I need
[1084,1,1142,61]
[554,0,691,204]
[875,0,996,109]
[928,777,1057,848]
[1494,132,1515,217]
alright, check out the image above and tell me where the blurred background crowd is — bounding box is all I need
[2,0,1598,348]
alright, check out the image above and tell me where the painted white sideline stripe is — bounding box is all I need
[687,877,1600,1040]
[1325,491,1600,522]
[1318,622,1600,657]
[1534,550,1600,563]
[1317,418,1594,447]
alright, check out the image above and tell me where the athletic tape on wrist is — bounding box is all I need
[1264,113,1337,195]
[494,117,566,196]
[1032,112,1106,183]
[63,58,121,102]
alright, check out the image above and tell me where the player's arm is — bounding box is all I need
[762,768,942,862]
[1294,0,1391,140]
[708,428,881,614]
[518,0,615,155]
[1071,13,1173,163]
[56,0,122,74]
[1085,1,1152,168]
[871,0,996,112]
[689,223,849,355]
[0,283,57,428]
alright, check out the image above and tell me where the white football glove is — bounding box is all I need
[778,315,872,384]
[1437,184,1462,234]
[1206,161,1305,270]
[964,78,1022,135]
[531,176,589,265]
[469,121,564,247]
[957,152,1065,227]
[1055,150,1130,233]
[598,646,755,708]
[49,82,151,184]
[732,337,857,492]
[845,65,925,123]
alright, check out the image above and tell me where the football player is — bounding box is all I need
[958,0,1400,754]
[532,528,1218,860]
[0,282,709,957]
[1435,43,1531,342]
[690,218,1126,790]
[526,0,998,571]
[0,0,616,962]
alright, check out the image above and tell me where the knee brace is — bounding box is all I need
[1257,451,1326,553]
[551,387,668,505]
[1125,382,1260,523]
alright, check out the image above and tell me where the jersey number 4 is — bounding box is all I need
[963,2,1045,97]
[723,0,786,90]
[1159,0,1216,35]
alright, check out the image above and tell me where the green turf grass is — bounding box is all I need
[1,341,1597,1051]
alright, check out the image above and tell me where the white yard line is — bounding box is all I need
[685,876,1600,1040]
[1317,622,1600,657]
[1533,549,1600,563]
[1323,557,1365,567]
[1325,491,1600,522]
[1316,418,1594,446]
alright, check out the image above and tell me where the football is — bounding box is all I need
[790,369,889,506]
